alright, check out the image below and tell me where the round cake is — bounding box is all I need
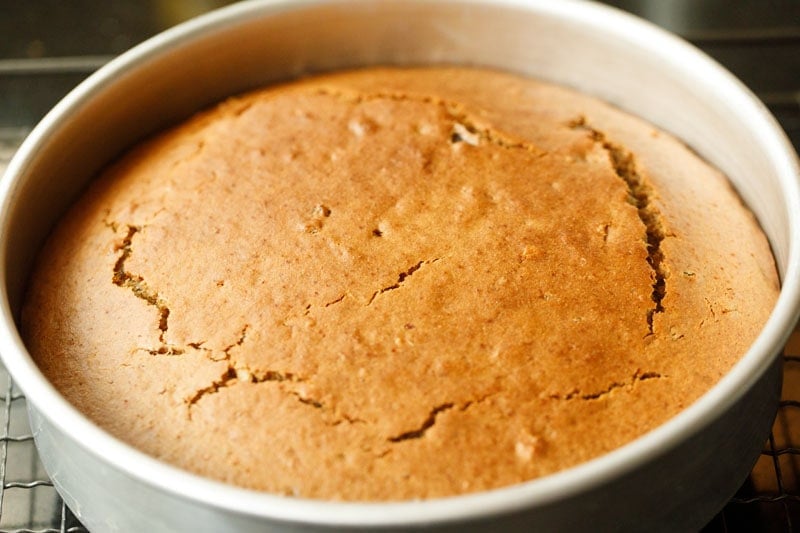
[21,66,779,501]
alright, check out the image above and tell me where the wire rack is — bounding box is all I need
[0,368,86,533]
[0,2,799,531]
[699,348,800,533]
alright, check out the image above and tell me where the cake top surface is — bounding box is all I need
[22,66,779,500]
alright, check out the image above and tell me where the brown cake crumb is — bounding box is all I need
[21,66,779,501]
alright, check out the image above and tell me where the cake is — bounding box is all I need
[21,66,779,501]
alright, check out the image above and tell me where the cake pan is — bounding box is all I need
[1,0,799,531]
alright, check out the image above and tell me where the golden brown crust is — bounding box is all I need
[21,66,779,501]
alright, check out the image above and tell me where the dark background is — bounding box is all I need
[0,0,798,144]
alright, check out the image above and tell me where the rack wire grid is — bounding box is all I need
[0,1,799,531]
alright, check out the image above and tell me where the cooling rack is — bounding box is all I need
[0,1,799,531]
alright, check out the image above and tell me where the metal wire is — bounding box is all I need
[0,364,87,533]
[703,352,800,532]
[0,373,14,529]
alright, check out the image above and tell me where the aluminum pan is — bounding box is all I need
[1,0,798,530]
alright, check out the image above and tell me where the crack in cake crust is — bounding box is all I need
[368,258,441,305]
[548,370,666,401]
[112,224,182,355]
[569,116,669,335]
[314,87,548,157]
[109,229,346,420]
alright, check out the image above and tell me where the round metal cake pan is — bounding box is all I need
[1,0,799,531]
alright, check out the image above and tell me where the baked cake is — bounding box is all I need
[21,67,779,500]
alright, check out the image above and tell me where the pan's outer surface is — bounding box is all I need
[1,1,799,531]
